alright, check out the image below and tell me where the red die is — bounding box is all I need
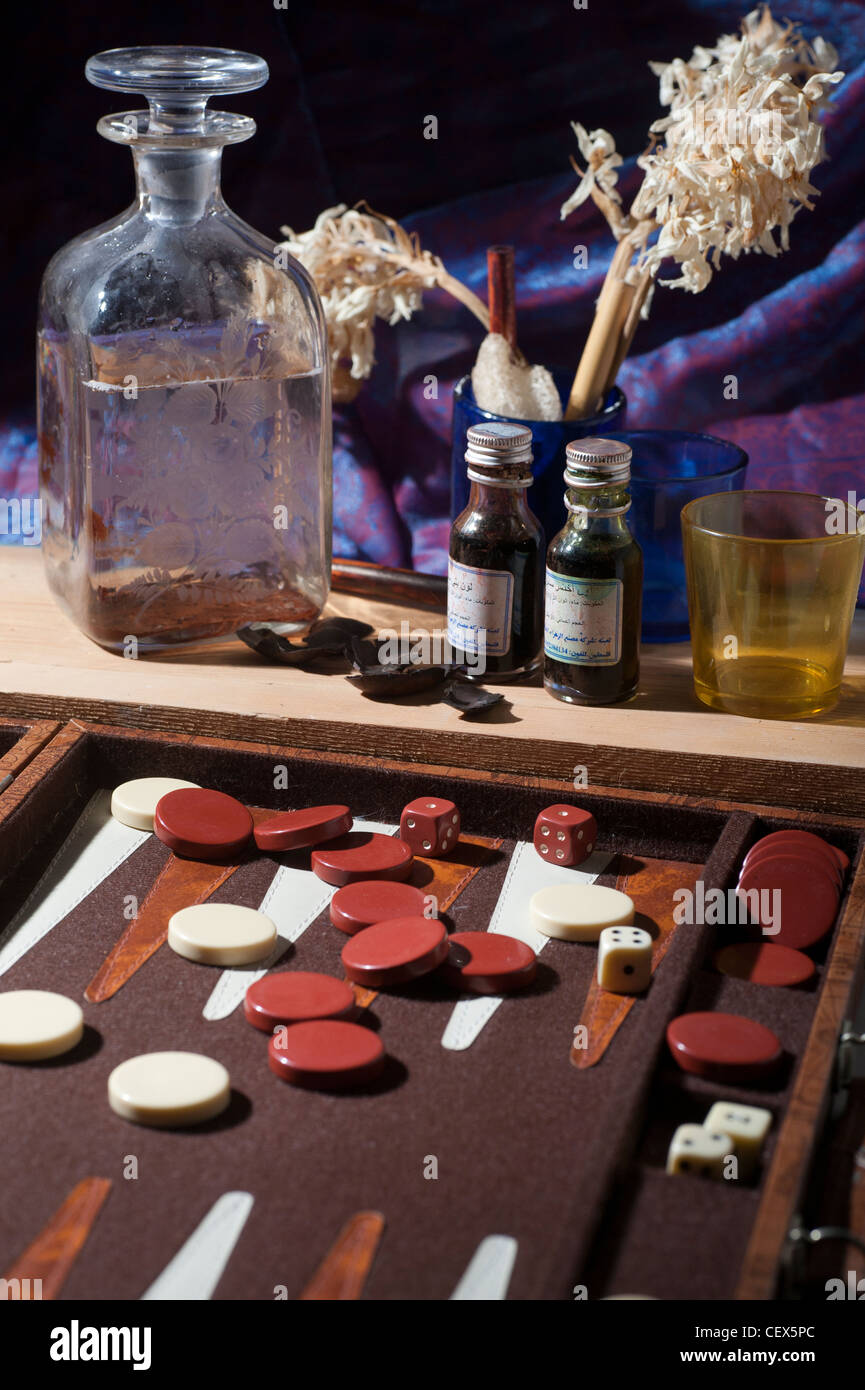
[399,797,460,858]
[533,804,597,867]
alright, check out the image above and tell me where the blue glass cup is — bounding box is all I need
[607,430,749,643]
[450,371,627,543]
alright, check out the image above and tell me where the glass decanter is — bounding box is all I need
[38,47,331,652]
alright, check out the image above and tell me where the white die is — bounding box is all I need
[666,1123,734,1179]
[704,1102,772,1180]
[597,925,652,994]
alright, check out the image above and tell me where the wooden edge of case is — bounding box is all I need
[0,690,858,821]
[0,718,61,782]
[735,862,865,1298]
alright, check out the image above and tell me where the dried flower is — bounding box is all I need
[560,125,624,229]
[560,4,844,418]
[277,204,488,397]
[561,5,844,298]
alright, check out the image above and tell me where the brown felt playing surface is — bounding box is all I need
[0,724,861,1301]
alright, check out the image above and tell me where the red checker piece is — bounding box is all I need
[533,803,597,867]
[742,832,842,886]
[311,833,413,887]
[712,941,816,988]
[736,854,839,950]
[341,916,449,987]
[667,1011,782,1083]
[154,788,253,861]
[440,931,537,995]
[741,842,840,893]
[244,971,356,1033]
[329,879,428,936]
[752,827,847,863]
[254,804,352,852]
[268,1019,385,1090]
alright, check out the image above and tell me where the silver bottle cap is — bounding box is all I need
[465,422,533,486]
[564,437,631,488]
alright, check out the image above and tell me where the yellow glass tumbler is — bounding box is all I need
[681,490,864,719]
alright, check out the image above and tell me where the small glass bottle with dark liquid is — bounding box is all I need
[448,422,544,680]
[544,438,642,704]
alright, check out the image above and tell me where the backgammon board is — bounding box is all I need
[0,717,862,1303]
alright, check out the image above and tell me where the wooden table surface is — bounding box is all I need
[0,548,862,815]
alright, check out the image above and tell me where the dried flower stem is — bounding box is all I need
[433,268,490,331]
[565,232,644,418]
[560,4,844,418]
[606,267,654,392]
[565,272,634,419]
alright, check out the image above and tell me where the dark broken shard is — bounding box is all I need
[346,635,384,671]
[237,622,502,714]
[236,624,347,666]
[347,635,471,678]
[236,624,298,661]
[346,665,448,698]
[441,678,504,715]
[273,642,348,666]
[305,617,374,647]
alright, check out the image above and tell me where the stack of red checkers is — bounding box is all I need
[154,788,253,862]
[741,830,847,884]
[439,932,537,995]
[666,1011,782,1084]
[268,1020,385,1090]
[244,972,356,1033]
[254,805,352,852]
[312,833,413,887]
[329,880,429,935]
[735,829,846,950]
[341,917,448,987]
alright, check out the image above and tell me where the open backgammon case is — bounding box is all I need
[0,717,862,1302]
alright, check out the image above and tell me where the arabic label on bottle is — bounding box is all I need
[447,558,514,656]
[543,569,622,666]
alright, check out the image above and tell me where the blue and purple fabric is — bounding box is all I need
[6,1,865,600]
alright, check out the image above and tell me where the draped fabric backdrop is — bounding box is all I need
[4,1,863,594]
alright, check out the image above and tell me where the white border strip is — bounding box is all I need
[0,791,150,980]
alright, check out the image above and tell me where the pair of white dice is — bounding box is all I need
[667,1103,773,1181]
[597,924,652,994]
